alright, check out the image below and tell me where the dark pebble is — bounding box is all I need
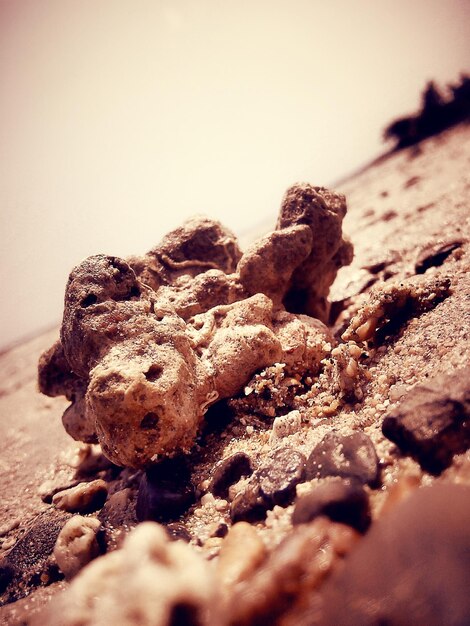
[313,484,470,626]
[257,447,306,506]
[230,481,268,523]
[292,480,370,533]
[165,523,192,543]
[136,457,195,523]
[382,367,470,474]
[210,522,229,538]
[208,452,253,499]
[0,509,69,603]
[306,432,379,487]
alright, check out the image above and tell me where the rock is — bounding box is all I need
[312,484,470,626]
[217,522,267,590]
[257,447,306,506]
[53,515,101,579]
[292,480,370,533]
[208,452,253,499]
[230,481,268,523]
[224,518,359,626]
[382,367,470,474]
[165,523,192,543]
[52,480,108,513]
[269,411,302,445]
[0,509,69,603]
[34,522,221,626]
[209,522,228,538]
[306,432,379,486]
[136,457,195,523]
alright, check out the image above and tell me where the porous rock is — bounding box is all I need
[33,522,221,626]
[52,480,108,514]
[382,367,470,474]
[38,184,352,468]
[53,515,101,579]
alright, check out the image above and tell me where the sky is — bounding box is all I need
[0,0,469,349]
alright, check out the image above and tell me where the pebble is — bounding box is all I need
[217,522,266,589]
[306,432,379,486]
[269,411,302,445]
[208,452,253,499]
[0,508,69,603]
[230,480,269,523]
[382,367,470,474]
[257,447,306,506]
[292,480,371,533]
[165,523,192,543]
[315,484,470,626]
[53,515,101,579]
[52,479,108,513]
[136,457,195,523]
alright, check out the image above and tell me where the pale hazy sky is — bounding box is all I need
[0,0,469,349]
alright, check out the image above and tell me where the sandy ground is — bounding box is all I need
[0,122,469,623]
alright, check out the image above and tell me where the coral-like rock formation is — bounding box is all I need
[38,184,352,468]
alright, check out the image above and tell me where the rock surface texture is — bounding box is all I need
[1,124,470,625]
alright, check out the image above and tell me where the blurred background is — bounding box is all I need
[0,0,469,350]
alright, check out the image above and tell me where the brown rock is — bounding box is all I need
[382,367,470,474]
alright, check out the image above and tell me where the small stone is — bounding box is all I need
[53,515,101,579]
[165,523,192,543]
[230,481,268,523]
[52,480,108,513]
[136,457,195,523]
[210,522,229,538]
[257,447,306,506]
[217,522,266,589]
[292,480,370,533]
[382,367,470,474]
[314,484,470,626]
[306,433,379,487]
[208,452,253,499]
[269,411,302,445]
[0,508,69,603]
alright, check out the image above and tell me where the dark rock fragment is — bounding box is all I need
[292,480,370,533]
[208,452,253,499]
[257,448,306,506]
[415,239,462,274]
[382,367,470,474]
[165,523,192,543]
[210,522,229,538]
[136,457,195,523]
[230,481,268,523]
[306,432,379,487]
[312,484,470,626]
[0,509,69,603]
